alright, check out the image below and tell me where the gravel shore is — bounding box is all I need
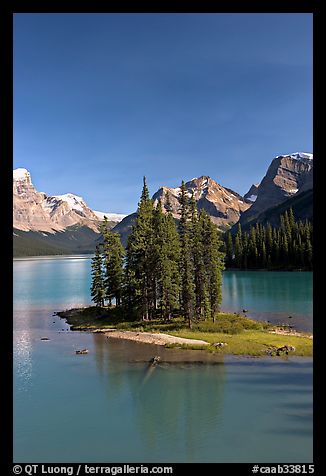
[103,330,210,346]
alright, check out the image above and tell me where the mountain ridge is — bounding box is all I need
[239,152,313,226]
[13,151,313,256]
[13,168,125,233]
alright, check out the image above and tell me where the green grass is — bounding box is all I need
[165,329,312,356]
[57,306,313,357]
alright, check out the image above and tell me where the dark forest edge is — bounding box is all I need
[224,208,312,271]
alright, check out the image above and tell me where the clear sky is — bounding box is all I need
[13,13,313,214]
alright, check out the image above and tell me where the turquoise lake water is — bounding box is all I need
[13,256,313,462]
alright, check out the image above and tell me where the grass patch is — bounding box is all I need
[165,329,312,357]
[58,306,312,357]
[57,305,128,329]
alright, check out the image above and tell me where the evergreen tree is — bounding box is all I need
[225,232,234,267]
[200,210,224,321]
[223,211,312,271]
[125,177,154,320]
[100,217,125,306]
[153,198,181,320]
[90,245,105,307]
[104,233,125,306]
[234,224,243,268]
[178,181,196,328]
[190,195,209,320]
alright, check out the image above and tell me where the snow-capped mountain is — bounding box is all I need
[13,168,125,233]
[93,211,127,222]
[275,152,313,162]
[240,152,313,226]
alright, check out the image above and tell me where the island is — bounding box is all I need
[57,306,312,357]
[57,178,312,359]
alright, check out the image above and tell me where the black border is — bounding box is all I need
[3,2,320,474]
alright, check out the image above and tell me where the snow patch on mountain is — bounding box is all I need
[276,152,313,161]
[93,211,127,222]
[170,187,181,196]
[52,193,86,212]
[247,194,257,202]
[13,168,31,180]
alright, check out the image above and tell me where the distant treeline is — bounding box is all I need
[224,209,313,270]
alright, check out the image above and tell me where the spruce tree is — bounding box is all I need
[99,217,125,306]
[178,181,195,328]
[225,232,234,267]
[153,198,181,320]
[91,245,105,307]
[223,210,312,271]
[190,195,209,319]
[200,210,225,321]
[104,232,125,306]
[125,177,154,320]
[234,224,243,268]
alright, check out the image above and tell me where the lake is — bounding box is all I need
[13,256,313,462]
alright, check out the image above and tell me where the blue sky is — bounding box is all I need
[13,13,313,214]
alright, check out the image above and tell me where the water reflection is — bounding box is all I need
[134,364,226,461]
[12,257,313,462]
[14,329,33,392]
[92,336,226,461]
[14,257,92,308]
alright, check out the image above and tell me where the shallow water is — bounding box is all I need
[13,256,313,462]
[222,270,312,332]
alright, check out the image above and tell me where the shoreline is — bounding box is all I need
[74,326,313,344]
[13,256,312,272]
[101,329,210,346]
[57,307,313,358]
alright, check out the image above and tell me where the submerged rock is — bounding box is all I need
[150,356,161,365]
[266,345,296,356]
[76,349,89,355]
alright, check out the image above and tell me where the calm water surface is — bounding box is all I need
[13,256,313,462]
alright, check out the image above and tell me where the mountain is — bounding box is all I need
[237,188,313,232]
[152,176,249,228]
[112,176,250,245]
[239,152,313,226]
[13,168,125,256]
[14,152,313,256]
[13,225,103,257]
[13,168,121,233]
[111,213,138,247]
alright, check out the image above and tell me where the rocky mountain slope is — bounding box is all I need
[235,188,313,232]
[13,152,313,256]
[13,168,125,233]
[13,168,125,256]
[152,176,249,228]
[244,183,260,203]
[13,225,102,257]
[239,152,313,226]
[112,176,250,246]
